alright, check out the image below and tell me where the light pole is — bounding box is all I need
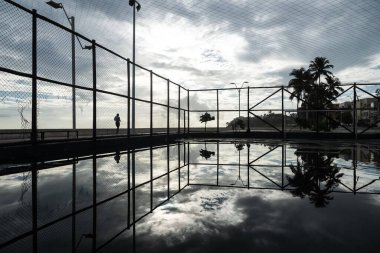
[46,1,92,130]
[230,81,248,118]
[128,0,141,134]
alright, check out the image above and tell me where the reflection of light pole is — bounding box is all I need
[128,0,142,134]
[46,1,92,130]
[231,143,245,186]
[75,233,94,250]
[231,81,249,118]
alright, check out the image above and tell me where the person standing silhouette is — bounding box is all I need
[114,113,121,133]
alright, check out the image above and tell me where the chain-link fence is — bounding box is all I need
[0,0,188,144]
[1,0,380,144]
[188,83,380,138]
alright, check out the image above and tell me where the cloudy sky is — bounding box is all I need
[1,0,380,129]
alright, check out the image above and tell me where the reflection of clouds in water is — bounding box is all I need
[138,188,277,240]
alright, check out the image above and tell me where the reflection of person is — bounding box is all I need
[114,113,121,133]
[114,151,120,163]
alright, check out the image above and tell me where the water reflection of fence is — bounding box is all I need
[189,141,380,195]
[0,143,188,251]
[1,141,380,251]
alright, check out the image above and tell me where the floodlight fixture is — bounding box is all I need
[46,0,62,9]
[129,0,142,11]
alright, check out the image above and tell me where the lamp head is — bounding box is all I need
[129,0,141,11]
[46,0,62,9]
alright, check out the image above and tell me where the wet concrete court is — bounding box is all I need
[1,140,380,252]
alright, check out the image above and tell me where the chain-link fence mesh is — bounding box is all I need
[2,0,380,143]
[37,19,72,84]
[0,172,33,245]
[96,92,128,136]
[97,47,129,95]
[0,1,32,74]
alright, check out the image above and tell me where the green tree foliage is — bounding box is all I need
[200,112,215,132]
[288,57,343,131]
[226,117,245,131]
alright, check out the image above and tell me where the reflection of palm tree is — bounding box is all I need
[287,162,313,199]
[309,187,333,208]
[200,149,215,159]
[287,150,343,208]
[234,142,245,151]
[199,143,215,160]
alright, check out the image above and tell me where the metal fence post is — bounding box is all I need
[167,144,170,198]
[71,17,76,130]
[127,59,131,137]
[32,163,37,252]
[92,154,97,251]
[72,162,76,253]
[167,79,170,136]
[150,70,153,136]
[353,82,357,139]
[178,86,180,135]
[183,110,186,135]
[92,40,96,140]
[187,90,190,134]
[32,9,37,143]
[282,86,285,138]
[247,87,250,132]
[150,146,153,212]
[127,151,130,227]
[217,141,219,185]
[247,144,250,189]
[217,90,219,133]
[178,142,181,190]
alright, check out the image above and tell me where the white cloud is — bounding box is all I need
[336,53,380,83]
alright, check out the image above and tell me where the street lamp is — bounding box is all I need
[230,81,248,118]
[46,1,92,130]
[128,0,142,134]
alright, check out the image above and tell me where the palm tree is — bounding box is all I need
[288,67,313,107]
[324,75,343,103]
[309,57,334,86]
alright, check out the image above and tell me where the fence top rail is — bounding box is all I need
[189,82,380,92]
